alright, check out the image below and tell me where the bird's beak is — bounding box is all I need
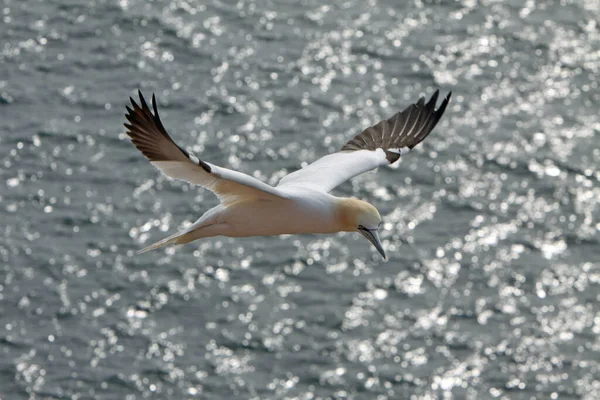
[358,228,386,259]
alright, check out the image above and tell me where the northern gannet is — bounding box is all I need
[124,90,451,258]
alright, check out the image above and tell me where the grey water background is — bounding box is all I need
[1,0,599,398]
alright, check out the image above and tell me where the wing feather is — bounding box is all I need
[278,90,451,193]
[124,91,287,204]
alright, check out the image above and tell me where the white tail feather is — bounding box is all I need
[137,231,185,254]
[136,222,221,255]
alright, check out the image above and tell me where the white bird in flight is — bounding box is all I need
[124,90,451,258]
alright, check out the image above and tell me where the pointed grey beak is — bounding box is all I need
[358,227,386,259]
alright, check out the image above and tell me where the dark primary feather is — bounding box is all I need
[341,90,451,163]
[123,91,212,173]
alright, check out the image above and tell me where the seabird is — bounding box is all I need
[124,89,451,258]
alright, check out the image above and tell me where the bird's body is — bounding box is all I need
[220,189,342,236]
[124,90,451,257]
[141,190,365,253]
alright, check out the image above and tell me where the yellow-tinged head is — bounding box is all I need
[337,198,385,259]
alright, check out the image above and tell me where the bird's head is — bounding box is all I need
[337,198,385,259]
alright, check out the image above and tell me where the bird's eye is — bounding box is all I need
[358,224,366,230]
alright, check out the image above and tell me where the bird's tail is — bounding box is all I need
[137,230,186,254]
[136,223,218,255]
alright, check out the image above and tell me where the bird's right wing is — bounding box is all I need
[124,91,288,205]
[277,90,451,193]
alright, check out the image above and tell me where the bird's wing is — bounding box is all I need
[277,90,451,193]
[124,91,287,205]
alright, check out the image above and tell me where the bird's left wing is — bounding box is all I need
[277,90,451,193]
[124,91,288,204]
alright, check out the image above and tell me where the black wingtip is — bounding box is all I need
[138,90,152,112]
[123,89,216,172]
[129,96,138,109]
[426,90,440,108]
[340,88,452,157]
[152,93,159,117]
[436,91,451,115]
[137,89,146,105]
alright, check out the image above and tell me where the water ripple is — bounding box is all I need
[1,0,599,398]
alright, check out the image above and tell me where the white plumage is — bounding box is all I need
[124,90,451,258]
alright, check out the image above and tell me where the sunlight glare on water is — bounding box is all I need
[0,0,599,398]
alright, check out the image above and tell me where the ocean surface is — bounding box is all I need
[1,0,599,398]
